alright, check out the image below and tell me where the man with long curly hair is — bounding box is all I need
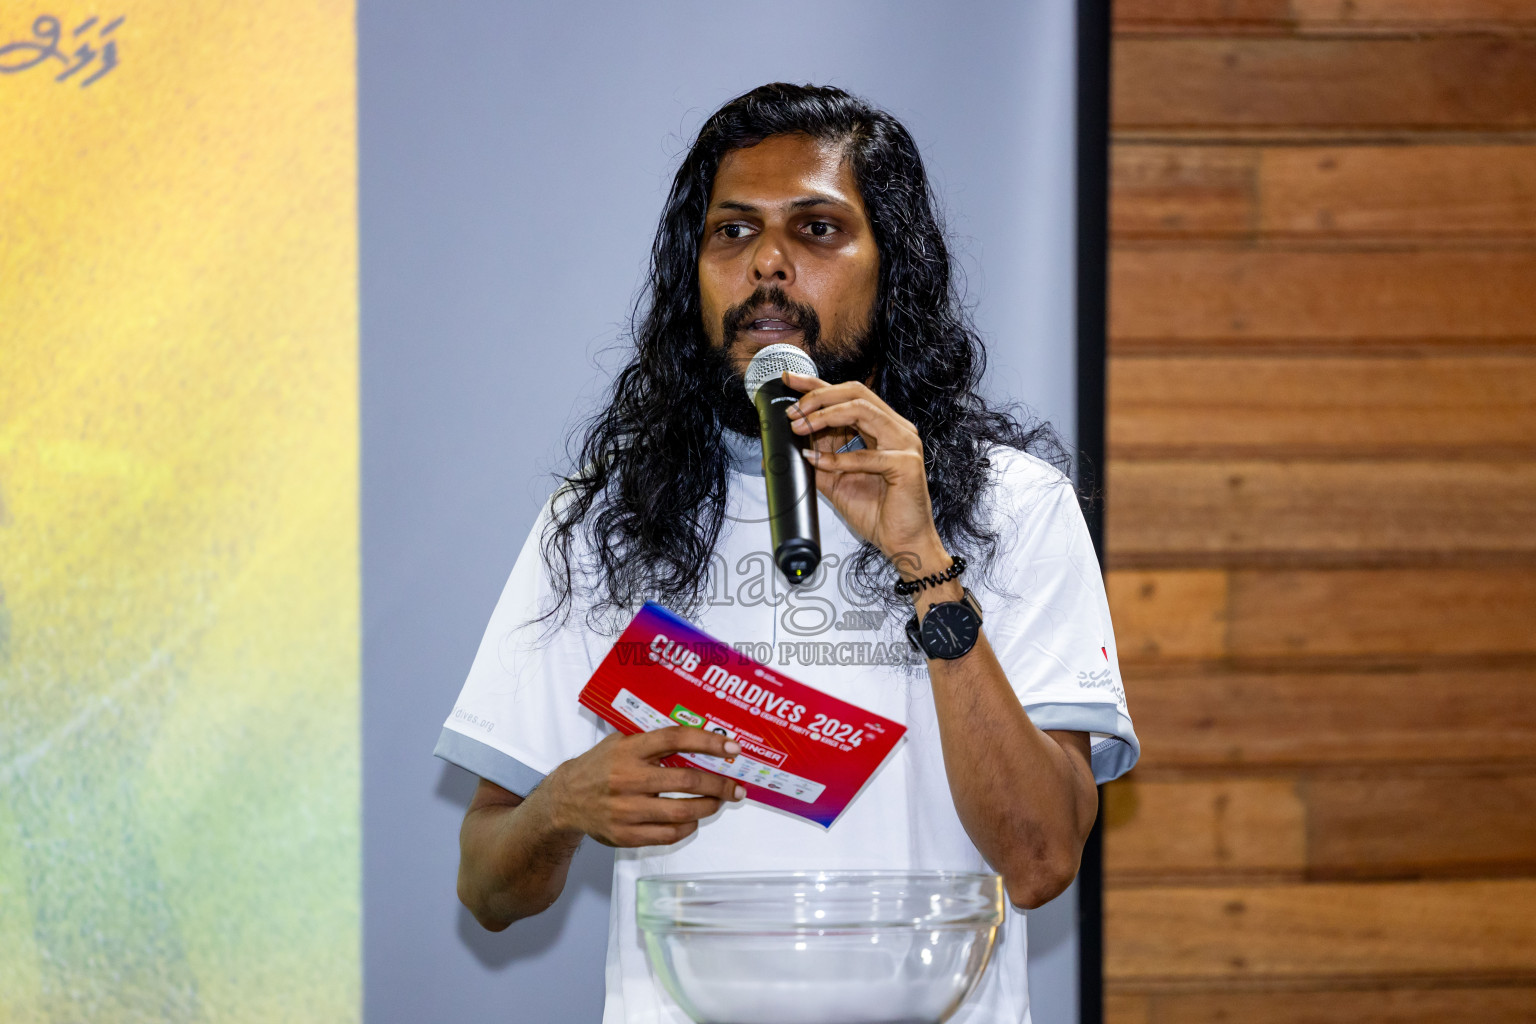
[437,83,1138,1022]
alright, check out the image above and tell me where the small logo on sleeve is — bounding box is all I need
[1077,667,1126,706]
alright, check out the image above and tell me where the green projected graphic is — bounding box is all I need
[0,3,359,1019]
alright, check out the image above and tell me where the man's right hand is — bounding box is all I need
[546,726,746,848]
[459,726,745,929]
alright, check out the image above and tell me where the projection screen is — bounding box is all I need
[0,2,357,1021]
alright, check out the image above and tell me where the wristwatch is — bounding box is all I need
[905,588,984,661]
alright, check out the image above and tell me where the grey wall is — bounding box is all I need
[360,2,1080,1021]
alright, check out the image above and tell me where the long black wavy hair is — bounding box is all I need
[541,83,1067,630]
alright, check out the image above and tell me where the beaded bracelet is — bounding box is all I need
[894,553,967,597]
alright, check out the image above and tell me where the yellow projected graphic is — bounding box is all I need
[0,3,357,1021]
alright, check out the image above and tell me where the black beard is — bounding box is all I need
[701,286,881,438]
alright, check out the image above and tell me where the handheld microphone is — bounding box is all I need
[744,344,820,585]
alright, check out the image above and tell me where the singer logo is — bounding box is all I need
[734,734,787,767]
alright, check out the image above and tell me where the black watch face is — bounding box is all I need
[920,601,982,660]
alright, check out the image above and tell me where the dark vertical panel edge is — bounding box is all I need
[1074,0,1111,1022]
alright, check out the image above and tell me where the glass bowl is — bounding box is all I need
[636,871,1005,1024]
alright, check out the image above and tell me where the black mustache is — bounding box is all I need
[721,287,821,347]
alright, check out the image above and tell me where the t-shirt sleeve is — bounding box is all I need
[981,455,1139,784]
[433,498,610,796]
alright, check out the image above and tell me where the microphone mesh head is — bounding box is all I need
[744,344,818,402]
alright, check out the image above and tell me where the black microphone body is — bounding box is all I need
[753,377,820,585]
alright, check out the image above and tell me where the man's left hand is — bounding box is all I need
[782,370,947,576]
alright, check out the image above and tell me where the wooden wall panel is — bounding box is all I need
[1126,987,1536,1024]
[1108,568,1536,662]
[1225,568,1536,659]
[1106,879,1536,984]
[1107,461,1536,563]
[1104,993,1152,1024]
[1123,667,1536,770]
[1114,38,1536,132]
[1307,771,1536,879]
[1110,249,1536,344]
[1114,146,1536,241]
[1259,146,1536,239]
[1291,1,1536,30]
[1106,570,1228,660]
[1104,771,1536,883]
[1105,778,1306,879]
[1111,146,1258,239]
[1115,1,1294,34]
[1108,355,1536,457]
[1105,10,1536,1018]
[1118,0,1536,34]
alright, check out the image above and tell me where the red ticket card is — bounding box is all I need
[578,602,906,828]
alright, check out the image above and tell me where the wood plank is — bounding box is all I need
[1108,355,1536,457]
[1140,987,1536,1024]
[1116,0,1295,34]
[1112,568,1536,662]
[1112,145,1536,241]
[1124,666,1536,769]
[1110,249,1536,343]
[1106,461,1536,562]
[1114,38,1536,132]
[1226,568,1536,659]
[1259,146,1536,239]
[1294,0,1536,30]
[1106,570,1228,660]
[1105,777,1307,879]
[1112,146,1258,239]
[1105,771,1536,882]
[1307,771,1536,879]
[1105,878,1536,984]
[1118,0,1536,33]
[1106,993,1153,1024]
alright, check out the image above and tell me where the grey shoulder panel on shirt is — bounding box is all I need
[1023,701,1141,784]
[434,727,548,798]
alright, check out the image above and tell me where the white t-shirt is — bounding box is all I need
[436,439,1138,1024]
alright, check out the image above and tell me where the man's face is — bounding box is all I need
[698,133,881,386]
